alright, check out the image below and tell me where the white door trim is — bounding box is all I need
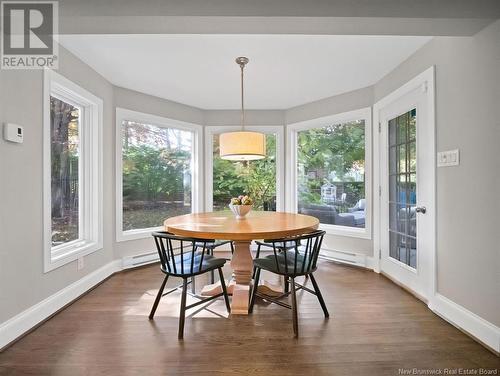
[373,66,436,300]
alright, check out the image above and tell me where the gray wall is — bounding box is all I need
[0,46,114,323]
[204,110,285,127]
[374,21,500,326]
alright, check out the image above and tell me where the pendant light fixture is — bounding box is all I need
[219,57,266,161]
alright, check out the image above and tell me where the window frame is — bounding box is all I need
[286,107,372,239]
[43,69,103,272]
[204,125,285,212]
[115,108,203,242]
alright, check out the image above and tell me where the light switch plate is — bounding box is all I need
[437,149,459,167]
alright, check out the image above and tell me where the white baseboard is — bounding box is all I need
[430,293,500,353]
[0,260,122,350]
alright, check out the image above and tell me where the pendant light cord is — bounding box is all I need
[240,62,245,130]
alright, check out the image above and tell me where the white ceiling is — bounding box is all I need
[60,34,431,110]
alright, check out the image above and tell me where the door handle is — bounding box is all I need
[415,206,427,214]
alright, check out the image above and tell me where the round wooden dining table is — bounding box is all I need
[164,211,319,315]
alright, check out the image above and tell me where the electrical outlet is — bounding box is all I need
[77,256,84,270]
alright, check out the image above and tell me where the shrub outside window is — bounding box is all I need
[116,108,201,242]
[212,133,277,212]
[121,120,193,231]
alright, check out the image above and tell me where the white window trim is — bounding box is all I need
[204,125,285,212]
[286,107,372,239]
[43,69,103,272]
[115,108,203,242]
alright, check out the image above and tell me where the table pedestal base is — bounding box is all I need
[199,240,284,314]
[200,279,283,298]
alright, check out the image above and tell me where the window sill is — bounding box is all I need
[319,223,372,240]
[116,227,162,243]
[45,240,103,273]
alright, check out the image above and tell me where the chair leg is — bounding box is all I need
[284,276,289,293]
[309,273,329,318]
[230,241,235,254]
[249,267,261,313]
[218,267,231,313]
[209,248,215,284]
[149,275,168,320]
[290,277,298,338]
[178,278,188,340]
[191,276,196,294]
[252,245,261,279]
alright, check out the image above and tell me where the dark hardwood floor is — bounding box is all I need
[0,255,498,375]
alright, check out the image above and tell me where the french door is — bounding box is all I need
[376,71,435,301]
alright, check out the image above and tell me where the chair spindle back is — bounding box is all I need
[269,230,325,276]
[152,231,215,275]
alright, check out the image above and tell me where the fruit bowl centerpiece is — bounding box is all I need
[229,195,253,219]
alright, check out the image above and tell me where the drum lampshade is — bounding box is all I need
[219,131,266,161]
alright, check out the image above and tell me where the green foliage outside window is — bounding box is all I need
[213,134,276,211]
[297,121,365,210]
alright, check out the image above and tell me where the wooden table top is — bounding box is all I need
[164,211,319,241]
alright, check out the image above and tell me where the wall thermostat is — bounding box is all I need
[3,123,24,144]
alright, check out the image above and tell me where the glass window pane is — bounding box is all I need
[389,146,397,175]
[389,203,407,234]
[389,231,406,263]
[122,121,193,231]
[409,141,416,172]
[408,206,417,238]
[397,113,407,144]
[213,133,277,212]
[408,109,417,140]
[388,118,397,146]
[297,120,365,228]
[408,173,417,205]
[398,144,407,173]
[389,174,407,204]
[50,96,80,247]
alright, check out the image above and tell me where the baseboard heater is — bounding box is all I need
[124,247,368,269]
[319,248,368,268]
[122,251,159,269]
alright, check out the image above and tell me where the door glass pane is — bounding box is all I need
[409,142,416,172]
[397,113,407,144]
[388,118,397,146]
[398,144,407,173]
[388,109,417,269]
[213,133,277,212]
[50,96,80,247]
[408,109,417,141]
[408,173,417,205]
